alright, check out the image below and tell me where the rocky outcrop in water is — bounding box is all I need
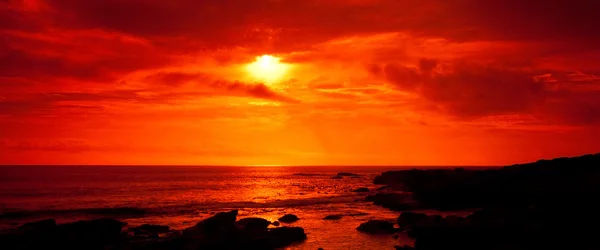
[236,217,271,231]
[336,172,360,177]
[278,214,299,223]
[356,220,395,234]
[366,192,417,211]
[352,187,369,192]
[323,215,342,220]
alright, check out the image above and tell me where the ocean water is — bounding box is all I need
[0,166,415,249]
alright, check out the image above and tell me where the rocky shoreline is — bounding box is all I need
[2,153,600,249]
[365,153,600,249]
[0,210,307,250]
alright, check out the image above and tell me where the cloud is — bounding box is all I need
[0,139,95,153]
[0,79,296,117]
[28,0,598,51]
[210,80,298,103]
[378,59,600,124]
[0,29,165,84]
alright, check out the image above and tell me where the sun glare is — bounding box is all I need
[246,55,288,84]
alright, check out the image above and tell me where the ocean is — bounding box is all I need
[0,165,416,249]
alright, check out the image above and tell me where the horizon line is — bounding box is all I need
[0,164,503,168]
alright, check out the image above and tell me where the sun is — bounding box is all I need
[246,55,288,84]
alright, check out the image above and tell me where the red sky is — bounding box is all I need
[1,0,600,166]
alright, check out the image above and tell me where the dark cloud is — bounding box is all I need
[0,49,109,80]
[383,64,421,91]
[210,80,298,103]
[142,71,298,102]
[35,0,600,50]
[419,59,438,75]
[0,80,295,116]
[441,0,600,43]
[143,72,208,86]
[424,62,547,117]
[380,59,600,124]
[536,91,600,125]
[0,38,165,83]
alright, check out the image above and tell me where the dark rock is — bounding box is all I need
[372,153,600,249]
[443,215,463,227]
[352,187,369,192]
[183,210,238,238]
[373,153,600,210]
[336,172,360,177]
[0,218,127,250]
[397,212,428,229]
[292,173,322,176]
[356,220,394,234]
[236,217,271,232]
[0,211,310,250]
[377,185,389,191]
[128,224,171,239]
[323,215,342,220]
[134,224,170,234]
[394,245,415,250]
[171,211,308,250]
[16,219,56,233]
[318,248,324,250]
[267,227,307,248]
[331,176,343,179]
[58,218,127,241]
[278,214,299,223]
[370,193,416,211]
[272,221,280,226]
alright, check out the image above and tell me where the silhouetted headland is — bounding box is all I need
[364,153,600,249]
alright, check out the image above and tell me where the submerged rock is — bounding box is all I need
[352,187,369,192]
[272,221,280,226]
[394,245,415,250]
[267,227,307,248]
[278,214,299,223]
[356,220,395,234]
[323,215,342,220]
[336,172,360,177]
